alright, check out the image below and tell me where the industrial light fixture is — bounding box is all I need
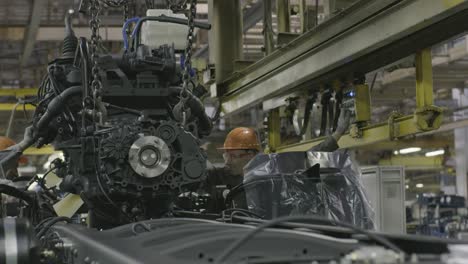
[393,150,399,155]
[405,185,409,189]
[398,147,421,154]
[416,183,424,188]
[68,8,75,14]
[425,149,445,157]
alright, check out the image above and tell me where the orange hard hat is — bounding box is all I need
[219,127,261,151]
[0,136,27,164]
[0,136,16,151]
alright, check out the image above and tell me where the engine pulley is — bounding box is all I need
[128,136,171,178]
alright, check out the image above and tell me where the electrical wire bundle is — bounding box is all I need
[35,216,71,240]
[215,214,404,263]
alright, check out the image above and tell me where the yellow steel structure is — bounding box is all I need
[415,50,433,109]
[379,156,444,170]
[357,137,450,151]
[0,89,38,111]
[354,84,371,123]
[414,49,443,131]
[24,146,57,155]
[0,103,36,111]
[277,48,443,152]
[444,0,466,8]
[0,88,38,98]
[266,108,281,153]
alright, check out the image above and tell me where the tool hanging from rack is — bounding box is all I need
[286,79,370,141]
[290,89,342,140]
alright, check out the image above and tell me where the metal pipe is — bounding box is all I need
[11,126,35,153]
[213,0,243,83]
[276,0,290,33]
[299,0,307,33]
[186,94,213,137]
[170,87,213,136]
[263,0,274,55]
[36,86,82,131]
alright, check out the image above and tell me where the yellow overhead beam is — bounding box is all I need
[379,156,443,168]
[23,146,57,155]
[0,103,36,111]
[277,115,423,152]
[0,88,38,98]
[277,48,443,152]
[357,137,450,151]
[444,0,465,8]
[414,49,443,131]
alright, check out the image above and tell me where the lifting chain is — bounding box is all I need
[145,0,155,9]
[123,1,129,22]
[101,0,127,7]
[89,0,102,102]
[123,0,131,37]
[167,0,188,13]
[181,0,197,97]
[173,0,197,125]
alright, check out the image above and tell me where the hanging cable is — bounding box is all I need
[215,215,403,263]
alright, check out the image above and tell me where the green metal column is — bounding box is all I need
[267,108,281,153]
[276,0,290,33]
[213,0,243,84]
[415,49,434,108]
[263,0,274,55]
[299,0,308,33]
[208,0,215,64]
[413,48,443,131]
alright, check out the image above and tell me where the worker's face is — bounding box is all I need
[223,149,256,175]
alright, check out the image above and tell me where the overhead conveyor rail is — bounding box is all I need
[219,0,468,115]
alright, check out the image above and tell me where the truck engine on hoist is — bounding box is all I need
[0,1,467,264]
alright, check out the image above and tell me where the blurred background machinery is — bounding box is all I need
[3,0,468,240]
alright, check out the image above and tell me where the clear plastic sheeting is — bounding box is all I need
[227,151,375,229]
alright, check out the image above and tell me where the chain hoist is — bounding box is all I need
[123,0,131,38]
[167,0,188,13]
[123,1,129,23]
[181,0,196,95]
[173,0,197,125]
[87,0,129,125]
[89,0,102,106]
[101,0,127,7]
[145,0,154,9]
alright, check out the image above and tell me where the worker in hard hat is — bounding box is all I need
[201,107,352,212]
[212,108,351,182]
[218,127,261,181]
[198,127,261,212]
[209,127,261,188]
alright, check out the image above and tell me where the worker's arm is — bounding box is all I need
[202,162,242,213]
[309,109,351,152]
[205,162,242,190]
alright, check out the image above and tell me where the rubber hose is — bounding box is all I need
[36,86,82,131]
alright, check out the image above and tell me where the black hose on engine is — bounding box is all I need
[169,87,212,136]
[35,86,82,131]
[186,93,213,136]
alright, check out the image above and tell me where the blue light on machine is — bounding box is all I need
[345,90,356,98]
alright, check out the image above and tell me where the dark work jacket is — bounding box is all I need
[203,163,242,212]
[203,136,339,213]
